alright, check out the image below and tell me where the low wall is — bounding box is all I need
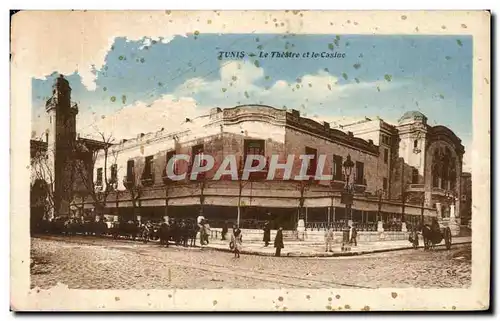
[302,231,410,243]
[209,228,409,243]
[209,228,288,241]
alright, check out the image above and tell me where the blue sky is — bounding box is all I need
[31,34,472,167]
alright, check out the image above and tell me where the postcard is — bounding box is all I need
[10,10,490,311]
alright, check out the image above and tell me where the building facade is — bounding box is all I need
[30,78,467,235]
[76,105,465,233]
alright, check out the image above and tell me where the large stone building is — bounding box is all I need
[31,77,467,235]
[78,106,465,235]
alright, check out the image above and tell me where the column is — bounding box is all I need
[297,208,305,240]
[435,202,442,219]
[448,203,460,236]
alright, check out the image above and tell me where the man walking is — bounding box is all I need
[350,224,358,246]
[263,220,271,247]
[324,227,334,252]
[274,227,284,257]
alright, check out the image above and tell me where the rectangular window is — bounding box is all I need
[126,159,134,179]
[191,144,205,167]
[244,139,265,166]
[96,167,103,186]
[383,177,388,191]
[305,147,317,176]
[144,155,154,178]
[384,149,389,164]
[110,164,117,183]
[355,161,364,185]
[166,150,177,175]
[332,155,343,181]
[244,139,266,180]
[381,135,391,146]
[244,139,265,157]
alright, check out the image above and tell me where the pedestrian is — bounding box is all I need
[263,220,271,247]
[350,224,358,247]
[410,226,419,249]
[203,220,211,245]
[324,227,334,252]
[231,226,243,258]
[274,227,284,257]
[221,220,228,241]
[198,219,205,246]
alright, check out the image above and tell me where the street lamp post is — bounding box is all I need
[375,189,384,232]
[342,155,355,224]
[341,155,354,252]
[419,193,425,228]
[444,190,460,236]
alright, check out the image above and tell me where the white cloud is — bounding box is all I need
[134,36,177,50]
[172,60,402,111]
[78,95,209,141]
[13,11,187,91]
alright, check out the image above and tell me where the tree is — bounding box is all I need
[75,132,118,218]
[31,140,82,220]
[297,179,312,221]
[30,148,55,220]
[123,155,144,222]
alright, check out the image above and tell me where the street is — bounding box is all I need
[30,236,471,290]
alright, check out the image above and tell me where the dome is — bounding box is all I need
[398,110,427,124]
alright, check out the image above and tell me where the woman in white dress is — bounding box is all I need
[230,226,243,258]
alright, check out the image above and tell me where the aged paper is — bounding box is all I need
[11,10,490,311]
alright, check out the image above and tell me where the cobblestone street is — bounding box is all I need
[31,236,471,290]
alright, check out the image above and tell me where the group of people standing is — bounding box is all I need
[324,224,358,252]
[220,220,285,258]
[263,221,285,257]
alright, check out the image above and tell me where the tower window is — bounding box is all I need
[414,140,418,149]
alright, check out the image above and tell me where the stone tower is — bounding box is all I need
[45,75,78,218]
[397,111,428,177]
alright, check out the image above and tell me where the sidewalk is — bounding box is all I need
[198,236,472,257]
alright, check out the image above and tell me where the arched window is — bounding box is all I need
[413,139,418,149]
[432,164,439,187]
[449,157,457,190]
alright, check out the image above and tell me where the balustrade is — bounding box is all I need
[305,221,378,232]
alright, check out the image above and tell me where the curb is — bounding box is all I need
[198,241,472,258]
